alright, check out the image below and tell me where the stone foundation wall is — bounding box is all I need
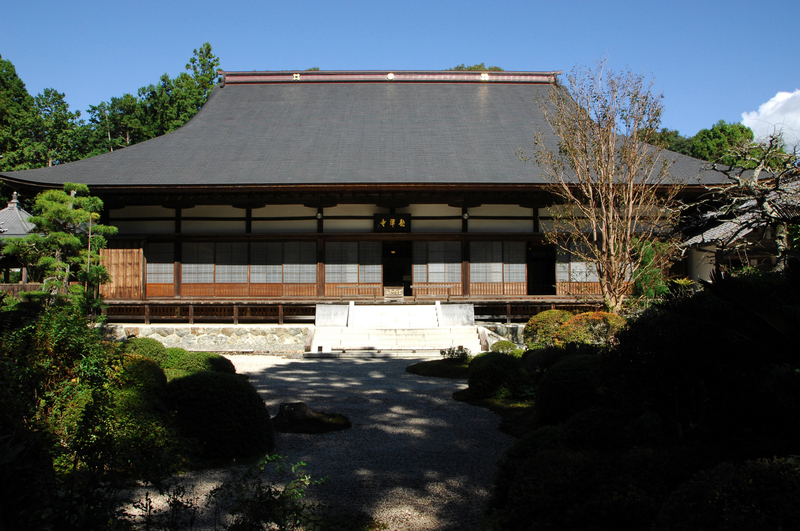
[108,325,310,354]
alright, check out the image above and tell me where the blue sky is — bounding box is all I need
[3,0,798,142]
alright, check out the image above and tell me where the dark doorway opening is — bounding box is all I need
[383,241,413,296]
[528,245,556,295]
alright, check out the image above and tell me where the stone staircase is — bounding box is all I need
[308,302,484,357]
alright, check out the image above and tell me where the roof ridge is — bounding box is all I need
[219,70,561,86]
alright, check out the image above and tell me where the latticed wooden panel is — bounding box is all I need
[215,283,249,297]
[324,283,381,297]
[412,283,462,296]
[469,282,526,296]
[556,282,603,295]
[283,306,315,317]
[181,284,215,297]
[100,245,143,299]
[245,306,280,317]
[149,306,184,318]
[146,283,174,297]
[283,284,317,297]
[193,306,233,318]
[106,305,145,318]
[249,284,284,297]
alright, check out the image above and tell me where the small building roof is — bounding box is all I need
[0,70,723,192]
[0,192,34,238]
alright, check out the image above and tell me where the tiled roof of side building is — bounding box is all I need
[0,70,724,190]
[0,192,34,238]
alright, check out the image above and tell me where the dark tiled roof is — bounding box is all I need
[0,71,723,189]
[0,193,34,238]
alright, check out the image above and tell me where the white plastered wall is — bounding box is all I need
[688,245,716,283]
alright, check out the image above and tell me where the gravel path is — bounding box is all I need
[230,355,515,531]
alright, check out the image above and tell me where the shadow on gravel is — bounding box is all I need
[237,357,514,531]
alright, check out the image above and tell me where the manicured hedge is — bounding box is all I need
[535,354,604,425]
[122,337,168,365]
[163,348,236,374]
[556,311,626,345]
[523,309,572,346]
[467,352,529,400]
[168,371,274,460]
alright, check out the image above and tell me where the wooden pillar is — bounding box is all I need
[462,239,470,297]
[317,238,325,298]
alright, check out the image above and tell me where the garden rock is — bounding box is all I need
[272,401,352,434]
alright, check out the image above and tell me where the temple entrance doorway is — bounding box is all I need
[383,241,413,296]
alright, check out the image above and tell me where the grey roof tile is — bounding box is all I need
[0,75,723,189]
[0,193,34,238]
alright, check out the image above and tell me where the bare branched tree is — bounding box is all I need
[683,133,800,268]
[532,62,683,313]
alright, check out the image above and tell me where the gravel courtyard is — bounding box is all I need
[229,355,515,531]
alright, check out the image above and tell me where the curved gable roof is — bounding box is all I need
[1,70,722,190]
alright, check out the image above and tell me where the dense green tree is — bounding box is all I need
[446,63,504,71]
[18,88,86,168]
[689,120,755,165]
[650,128,693,156]
[138,42,220,137]
[0,54,36,171]
[185,42,221,101]
[85,93,146,155]
[3,183,117,308]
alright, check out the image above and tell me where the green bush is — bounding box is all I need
[468,352,530,400]
[487,446,671,531]
[122,337,168,365]
[164,348,236,374]
[440,345,472,362]
[535,354,604,425]
[168,371,274,461]
[523,309,572,346]
[108,354,182,478]
[490,340,517,354]
[555,311,626,346]
[654,458,800,531]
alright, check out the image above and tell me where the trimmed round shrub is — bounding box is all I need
[654,458,800,531]
[113,353,168,396]
[536,354,604,425]
[164,348,236,374]
[523,309,572,346]
[122,337,168,365]
[488,446,670,531]
[108,354,181,477]
[468,352,530,400]
[522,343,602,387]
[168,372,274,460]
[555,311,626,346]
[490,340,517,354]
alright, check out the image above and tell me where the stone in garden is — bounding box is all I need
[272,402,351,434]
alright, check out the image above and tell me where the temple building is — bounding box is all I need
[0,70,723,324]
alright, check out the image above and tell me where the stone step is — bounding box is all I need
[305,350,441,359]
[313,328,478,338]
[310,326,481,353]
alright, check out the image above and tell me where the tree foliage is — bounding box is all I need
[0,53,35,171]
[532,62,682,313]
[446,63,504,71]
[21,88,86,168]
[0,43,220,168]
[684,132,800,265]
[2,183,117,310]
[689,119,755,166]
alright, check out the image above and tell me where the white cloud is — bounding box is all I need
[742,90,800,149]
